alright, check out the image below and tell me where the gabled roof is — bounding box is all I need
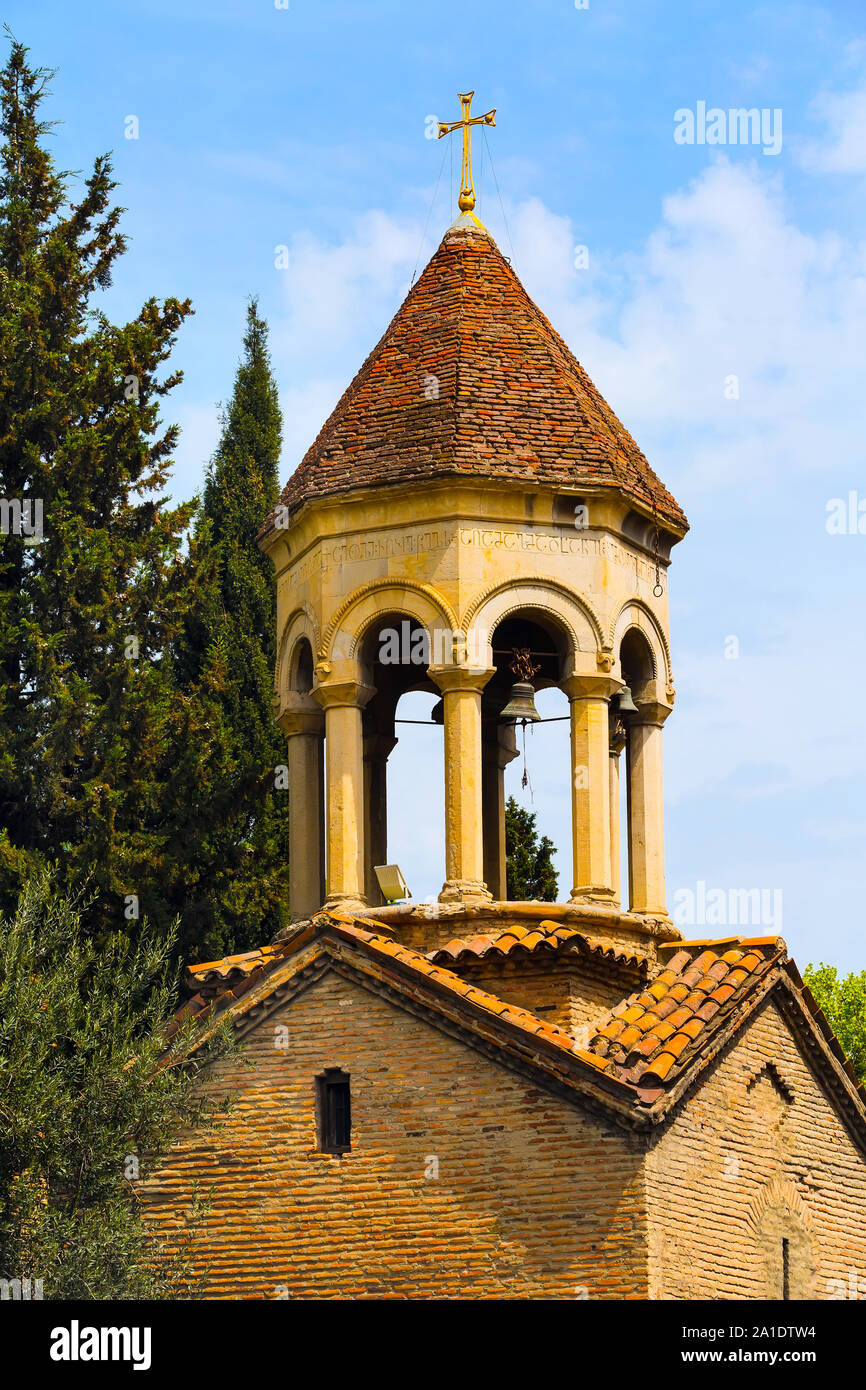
[179,912,588,1059]
[261,218,687,538]
[173,912,866,1144]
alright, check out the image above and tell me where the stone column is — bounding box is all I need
[278,697,325,922]
[626,700,671,916]
[363,732,398,905]
[429,664,496,903]
[482,720,519,900]
[313,680,374,911]
[561,675,616,904]
[608,716,627,909]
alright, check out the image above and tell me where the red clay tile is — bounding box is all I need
[261,221,687,539]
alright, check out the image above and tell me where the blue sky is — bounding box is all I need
[10,0,866,967]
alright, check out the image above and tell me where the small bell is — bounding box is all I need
[612,684,639,716]
[430,698,444,725]
[500,681,541,724]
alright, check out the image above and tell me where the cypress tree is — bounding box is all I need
[504,796,559,902]
[0,35,200,938]
[174,300,290,958]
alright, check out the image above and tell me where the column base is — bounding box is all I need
[634,908,674,929]
[438,879,493,905]
[569,886,618,905]
[323,893,369,917]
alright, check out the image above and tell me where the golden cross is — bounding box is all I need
[437,91,496,214]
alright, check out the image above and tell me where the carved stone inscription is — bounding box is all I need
[289,522,660,587]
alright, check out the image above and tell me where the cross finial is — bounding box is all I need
[437,91,496,215]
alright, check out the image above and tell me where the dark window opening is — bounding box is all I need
[782,1237,790,1300]
[317,1068,351,1153]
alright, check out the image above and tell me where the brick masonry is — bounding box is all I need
[143,969,649,1300]
[456,957,646,1039]
[143,951,866,1299]
[645,999,866,1300]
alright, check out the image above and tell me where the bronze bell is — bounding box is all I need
[430,698,444,725]
[500,681,541,724]
[612,684,639,716]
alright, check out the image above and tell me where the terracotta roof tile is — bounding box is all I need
[427,920,648,973]
[261,221,687,537]
[586,937,786,1095]
[643,1052,678,1083]
[177,915,808,1122]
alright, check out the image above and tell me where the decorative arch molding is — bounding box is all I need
[322,579,459,662]
[462,577,605,665]
[609,599,672,686]
[746,1175,817,1300]
[277,606,320,697]
[746,1175,811,1233]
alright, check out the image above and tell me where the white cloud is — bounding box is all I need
[501,166,866,502]
[799,80,866,173]
[279,211,419,350]
[270,210,421,472]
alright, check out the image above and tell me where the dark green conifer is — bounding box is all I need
[174,300,290,957]
[504,796,559,902]
[0,34,198,938]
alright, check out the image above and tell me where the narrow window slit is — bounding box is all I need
[317,1068,351,1153]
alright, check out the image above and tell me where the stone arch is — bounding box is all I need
[322,580,458,664]
[277,606,320,698]
[609,599,672,686]
[462,578,604,674]
[746,1176,817,1300]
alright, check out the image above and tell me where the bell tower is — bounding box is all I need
[259,118,687,958]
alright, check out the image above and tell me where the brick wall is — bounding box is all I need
[143,968,650,1299]
[645,999,866,1300]
[456,956,645,1040]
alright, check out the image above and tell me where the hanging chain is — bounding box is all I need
[651,499,664,598]
[520,721,534,800]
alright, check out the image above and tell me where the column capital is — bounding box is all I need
[633,700,673,728]
[363,732,398,761]
[428,664,496,696]
[631,677,676,712]
[276,691,325,738]
[561,673,621,702]
[313,679,375,711]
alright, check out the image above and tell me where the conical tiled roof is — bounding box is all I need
[263,215,687,535]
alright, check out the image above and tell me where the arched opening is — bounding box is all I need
[357,613,442,905]
[618,627,656,910]
[487,611,571,902]
[620,627,656,688]
[284,634,326,921]
[291,636,315,694]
